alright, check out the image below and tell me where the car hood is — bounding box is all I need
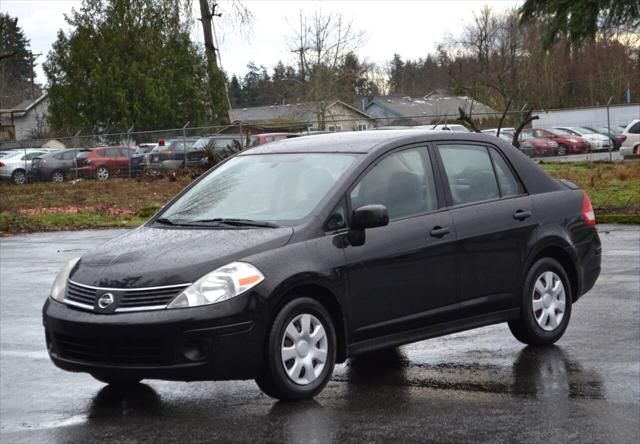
[70,225,294,288]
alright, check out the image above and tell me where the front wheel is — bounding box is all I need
[51,170,65,183]
[256,297,336,401]
[557,144,567,156]
[508,257,572,346]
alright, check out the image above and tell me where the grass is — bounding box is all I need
[1,161,639,235]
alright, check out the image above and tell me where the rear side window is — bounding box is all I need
[629,122,640,134]
[489,149,520,197]
[104,148,121,157]
[350,147,437,220]
[62,150,77,160]
[438,145,500,205]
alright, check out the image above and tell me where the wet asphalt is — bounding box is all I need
[0,226,638,443]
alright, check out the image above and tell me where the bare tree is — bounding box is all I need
[287,11,365,128]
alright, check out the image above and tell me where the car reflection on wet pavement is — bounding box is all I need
[1,226,638,443]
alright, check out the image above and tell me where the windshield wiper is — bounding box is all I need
[154,217,179,226]
[185,218,280,228]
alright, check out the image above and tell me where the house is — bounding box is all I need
[228,100,373,133]
[365,89,500,126]
[0,94,50,141]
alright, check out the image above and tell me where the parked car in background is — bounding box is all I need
[192,135,244,158]
[481,129,516,144]
[249,133,300,147]
[524,129,590,155]
[148,138,200,171]
[518,131,560,156]
[620,119,640,159]
[75,146,136,180]
[31,149,85,182]
[583,126,625,150]
[0,148,59,184]
[131,143,158,169]
[553,127,611,151]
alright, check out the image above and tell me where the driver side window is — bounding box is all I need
[349,147,437,220]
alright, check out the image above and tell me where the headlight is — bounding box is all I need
[168,262,264,309]
[50,257,80,302]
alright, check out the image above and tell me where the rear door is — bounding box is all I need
[434,142,536,316]
[344,145,458,342]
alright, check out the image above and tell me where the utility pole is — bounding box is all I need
[199,0,230,125]
[30,53,42,99]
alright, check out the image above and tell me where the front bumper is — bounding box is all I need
[43,296,264,381]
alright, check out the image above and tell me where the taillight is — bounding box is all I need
[159,139,165,146]
[619,135,626,143]
[0,162,4,167]
[581,191,596,226]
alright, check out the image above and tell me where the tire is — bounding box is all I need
[91,373,142,386]
[255,297,336,401]
[557,144,567,156]
[11,169,26,185]
[51,170,65,183]
[96,166,110,180]
[509,258,572,346]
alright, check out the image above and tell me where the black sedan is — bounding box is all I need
[43,131,601,401]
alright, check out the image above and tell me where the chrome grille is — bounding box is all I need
[64,280,189,312]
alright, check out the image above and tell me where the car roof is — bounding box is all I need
[240,129,516,155]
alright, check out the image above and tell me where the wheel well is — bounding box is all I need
[533,246,579,301]
[12,168,25,175]
[271,284,348,363]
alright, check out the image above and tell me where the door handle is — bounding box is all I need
[513,210,532,221]
[430,226,450,238]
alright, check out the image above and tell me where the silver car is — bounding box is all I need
[0,148,59,184]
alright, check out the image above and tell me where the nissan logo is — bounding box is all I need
[97,293,115,309]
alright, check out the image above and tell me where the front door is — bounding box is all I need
[344,146,458,342]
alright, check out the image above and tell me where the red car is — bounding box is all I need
[249,132,300,147]
[75,146,135,180]
[518,131,560,156]
[523,128,590,155]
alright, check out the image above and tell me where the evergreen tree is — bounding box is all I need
[44,0,208,134]
[0,13,39,108]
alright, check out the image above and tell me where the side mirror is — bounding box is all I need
[351,204,389,230]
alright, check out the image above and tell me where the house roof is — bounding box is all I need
[0,94,48,117]
[366,91,499,120]
[230,100,372,124]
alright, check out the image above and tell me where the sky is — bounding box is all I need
[3,0,522,85]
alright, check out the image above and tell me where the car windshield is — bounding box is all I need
[575,127,594,134]
[550,128,572,136]
[159,152,358,225]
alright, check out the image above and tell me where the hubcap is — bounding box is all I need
[97,168,109,180]
[13,171,26,184]
[52,172,63,182]
[532,271,566,331]
[281,313,328,385]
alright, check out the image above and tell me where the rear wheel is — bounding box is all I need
[96,166,110,180]
[557,144,567,156]
[256,297,336,401]
[11,169,26,184]
[51,170,64,183]
[508,257,572,346]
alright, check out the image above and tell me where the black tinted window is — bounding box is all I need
[438,144,499,205]
[489,149,520,197]
[629,122,640,134]
[350,147,437,220]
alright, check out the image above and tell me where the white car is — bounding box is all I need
[553,127,611,151]
[620,119,640,159]
[0,148,59,184]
